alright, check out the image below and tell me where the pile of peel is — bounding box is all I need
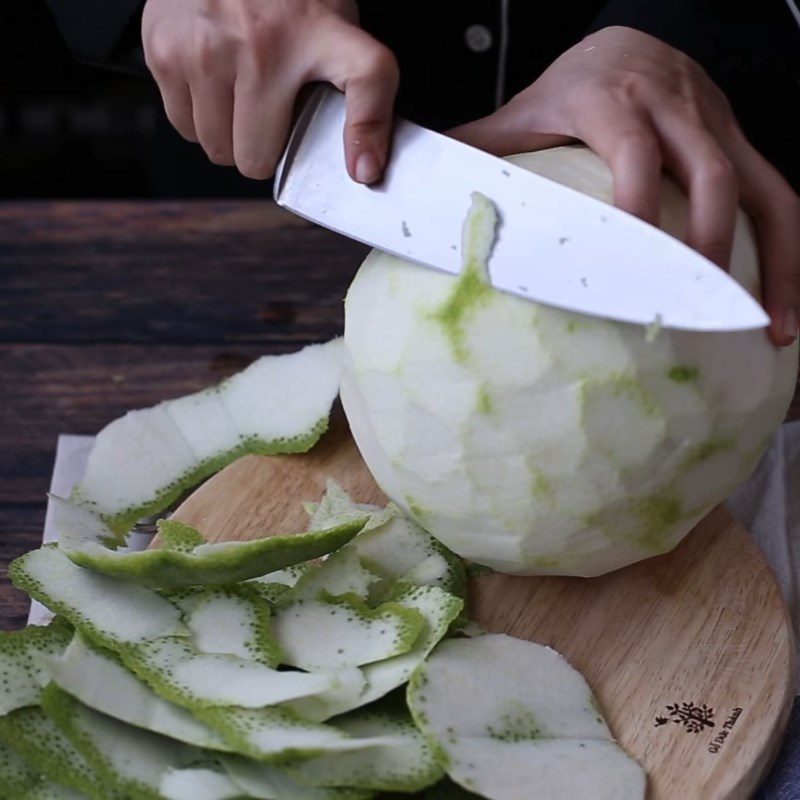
[0,341,644,800]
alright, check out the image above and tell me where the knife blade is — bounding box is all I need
[274,85,768,332]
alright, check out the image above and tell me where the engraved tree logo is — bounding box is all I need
[654,702,715,733]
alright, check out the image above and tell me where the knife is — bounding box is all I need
[274,85,768,332]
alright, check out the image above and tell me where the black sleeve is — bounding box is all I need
[587,0,800,189]
[46,0,144,65]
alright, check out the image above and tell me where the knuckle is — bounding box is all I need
[353,43,399,84]
[612,73,647,104]
[144,28,177,74]
[671,89,703,120]
[711,83,735,116]
[674,50,698,77]
[192,27,219,74]
[667,72,704,113]
[246,14,278,45]
[240,16,280,66]
[616,128,659,158]
[345,117,387,139]
[699,152,736,188]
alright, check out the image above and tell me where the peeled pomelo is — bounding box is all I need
[341,146,798,576]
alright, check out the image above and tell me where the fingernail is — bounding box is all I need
[354,152,380,184]
[781,309,799,340]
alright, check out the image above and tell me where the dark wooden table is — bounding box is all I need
[0,200,370,626]
[1,200,798,795]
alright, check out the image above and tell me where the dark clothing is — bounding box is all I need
[42,0,800,193]
[45,0,142,63]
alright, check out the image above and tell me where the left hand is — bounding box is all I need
[448,26,800,346]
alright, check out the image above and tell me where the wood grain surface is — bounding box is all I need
[0,200,368,623]
[169,410,795,800]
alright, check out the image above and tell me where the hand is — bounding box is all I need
[449,26,800,346]
[141,0,398,183]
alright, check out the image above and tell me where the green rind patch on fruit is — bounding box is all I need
[431,193,498,363]
[583,373,662,421]
[531,470,555,504]
[629,493,683,552]
[667,365,699,384]
[476,385,493,415]
[0,619,73,714]
[41,684,198,800]
[0,706,106,799]
[682,435,736,468]
[9,545,184,650]
[405,496,429,522]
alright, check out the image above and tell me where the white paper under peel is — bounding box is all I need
[29,434,153,626]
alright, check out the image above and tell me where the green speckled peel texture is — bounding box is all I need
[71,340,344,534]
[53,493,367,590]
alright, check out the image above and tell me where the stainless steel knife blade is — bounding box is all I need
[274,85,768,332]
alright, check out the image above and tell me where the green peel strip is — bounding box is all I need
[9,545,184,650]
[41,684,199,800]
[0,618,73,714]
[71,339,345,534]
[0,706,106,799]
[54,495,367,590]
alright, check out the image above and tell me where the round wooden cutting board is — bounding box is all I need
[164,410,795,799]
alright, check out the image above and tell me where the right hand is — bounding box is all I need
[449,27,800,346]
[141,0,399,183]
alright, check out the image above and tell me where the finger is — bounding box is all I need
[310,20,399,184]
[571,105,662,226]
[730,134,800,345]
[190,79,235,166]
[143,33,198,143]
[447,108,573,155]
[652,110,738,268]
[157,81,198,143]
[232,77,297,180]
